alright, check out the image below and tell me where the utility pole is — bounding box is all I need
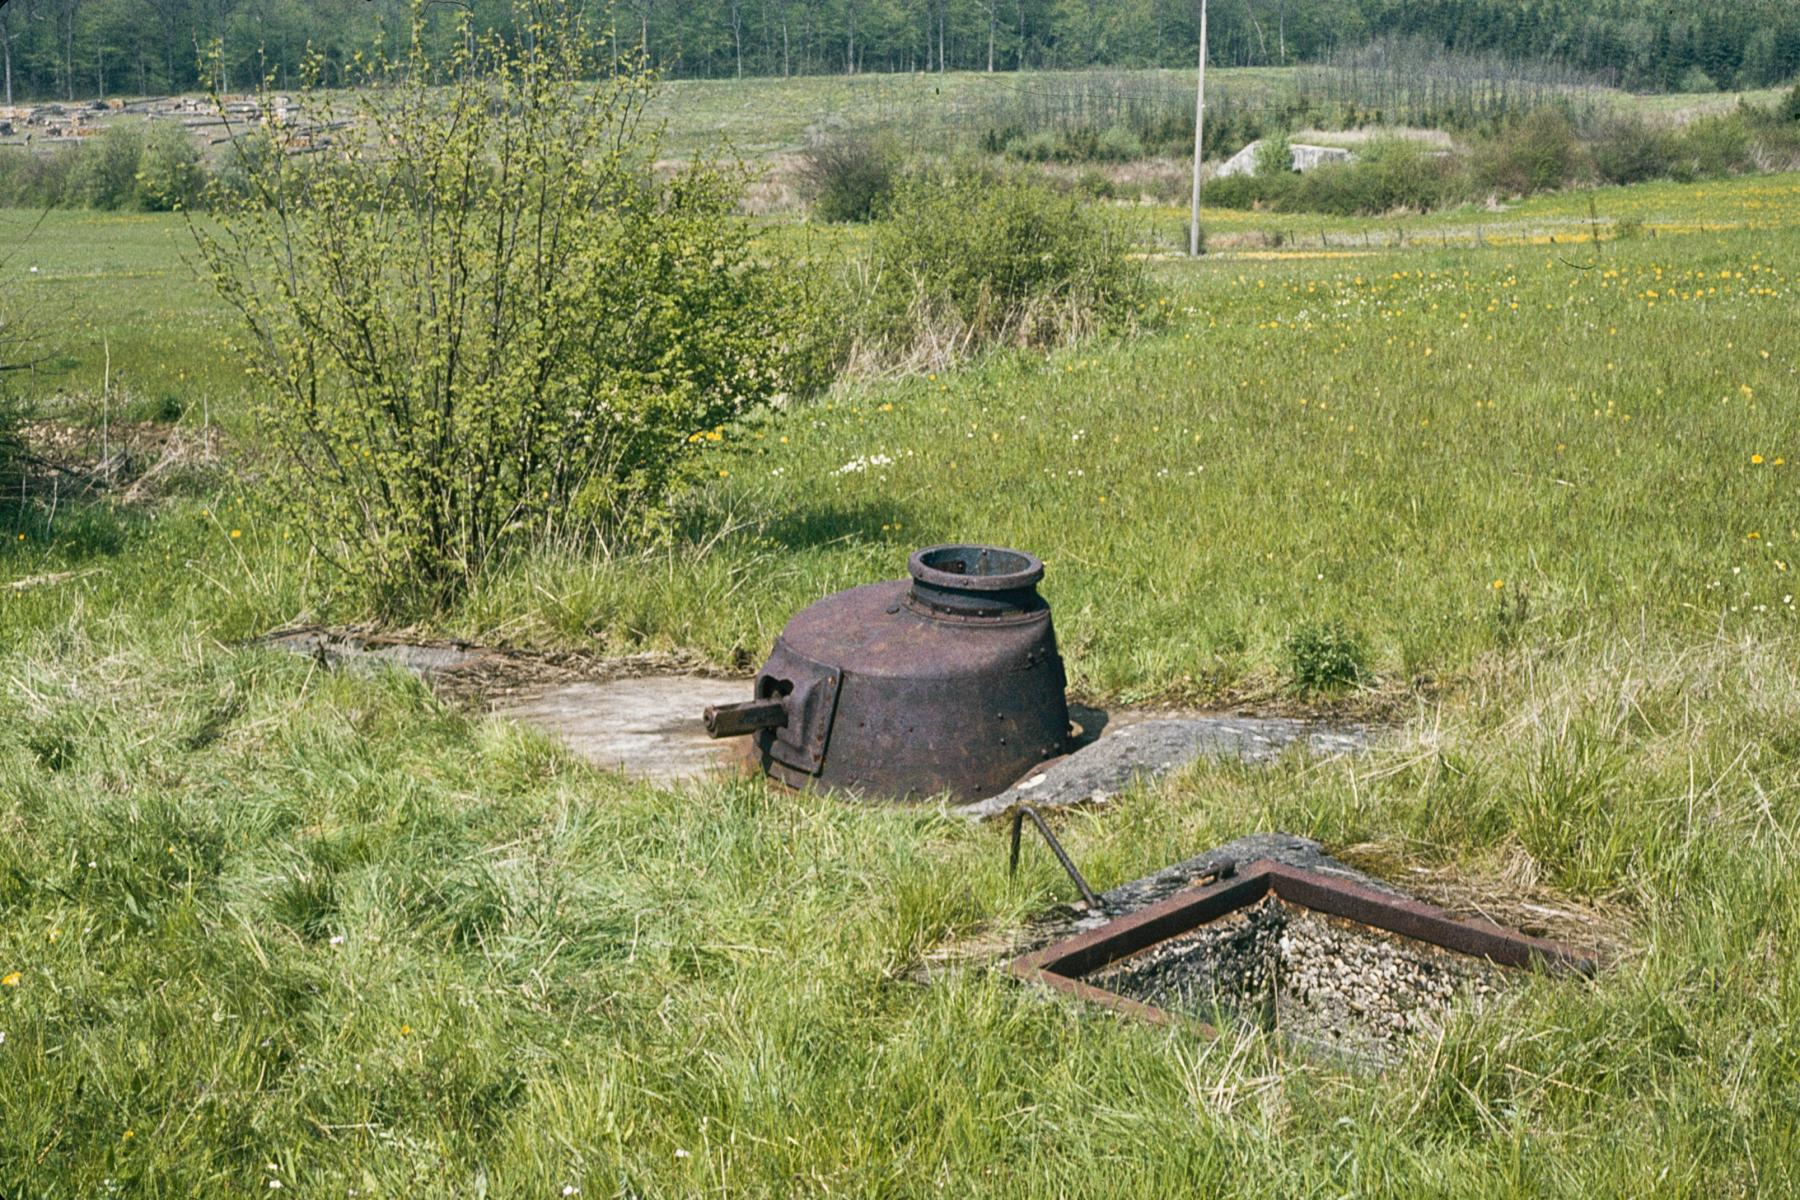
[1189,0,1208,257]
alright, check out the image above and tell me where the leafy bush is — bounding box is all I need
[195,2,814,609]
[1290,139,1457,214]
[65,124,145,210]
[1094,125,1145,162]
[1202,170,1279,210]
[1672,115,1755,179]
[1784,84,1800,122]
[210,128,281,202]
[0,147,70,207]
[1591,117,1674,186]
[1678,66,1719,94]
[1075,169,1115,200]
[1473,107,1578,196]
[1005,131,1060,162]
[998,124,1149,165]
[1285,621,1367,692]
[849,170,1146,370]
[1206,139,1457,216]
[800,131,898,223]
[1255,133,1294,178]
[135,122,206,211]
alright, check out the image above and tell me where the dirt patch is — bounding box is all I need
[739,152,807,216]
[11,418,223,502]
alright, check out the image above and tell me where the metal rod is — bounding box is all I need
[1009,804,1102,910]
[703,698,787,738]
[1188,0,1208,258]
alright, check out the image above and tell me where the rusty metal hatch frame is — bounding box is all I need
[753,639,842,777]
[1010,858,1598,1032]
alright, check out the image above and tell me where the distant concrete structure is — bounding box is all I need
[0,93,329,154]
[1214,139,1355,179]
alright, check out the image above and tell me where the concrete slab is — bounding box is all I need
[258,627,1371,798]
[959,716,1371,821]
[1214,139,1355,179]
[492,676,750,784]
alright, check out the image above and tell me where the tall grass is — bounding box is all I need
[2,568,1796,1193]
[4,173,1800,1192]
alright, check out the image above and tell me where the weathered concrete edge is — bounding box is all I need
[958,716,1374,822]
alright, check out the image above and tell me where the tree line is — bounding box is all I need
[1,0,1797,105]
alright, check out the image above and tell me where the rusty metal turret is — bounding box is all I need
[705,544,1071,801]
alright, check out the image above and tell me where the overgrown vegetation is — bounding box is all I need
[1203,98,1800,215]
[4,120,1800,1194]
[193,4,815,610]
[1285,621,1368,692]
[0,122,206,211]
[976,46,1625,173]
[2,542,1798,1194]
[798,130,899,222]
[842,169,1146,371]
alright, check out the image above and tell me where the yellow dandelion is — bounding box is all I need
[1748,532,1761,540]
[230,529,241,539]
[1752,455,1765,464]
[1,971,19,987]
[1492,579,1505,590]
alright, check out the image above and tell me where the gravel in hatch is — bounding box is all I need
[1086,897,1506,1063]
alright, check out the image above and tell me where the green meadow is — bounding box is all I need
[2,143,1798,1194]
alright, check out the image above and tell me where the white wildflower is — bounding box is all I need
[834,454,893,475]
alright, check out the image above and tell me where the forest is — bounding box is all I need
[1,0,1797,104]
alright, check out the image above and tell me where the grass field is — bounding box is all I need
[3,146,1800,1193]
